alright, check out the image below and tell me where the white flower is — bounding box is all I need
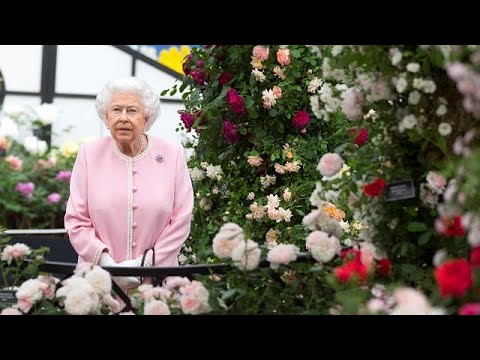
[231,239,261,271]
[406,62,420,73]
[267,244,299,269]
[398,114,417,133]
[23,136,47,155]
[308,77,323,93]
[144,300,171,315]
[205,165,223,181]
[408,90,421,105]
[16,279,45,305]
[0,116,20,139]
[212,223,244,259]
[84,266,112,296]
[189,167,206,181]
[247,192,255,200]
[332,45,344,57]
[34,103,58,125]
[436,104,448,116]
[306,231,340,263]
[395,77,408,93]
[438,122,452,136]
[63,287,100,315]
[260,174,276,188]
[266,194,280,209]
[389,47,403,66]
[433,249,447,267]
[251,69,266,82]
[276,207,293,223]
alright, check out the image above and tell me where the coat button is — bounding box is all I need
[132,169,137,175]
[132,204,138,209]
[132,242,137,247]
[132,186,138,192]
[132,222,137,228]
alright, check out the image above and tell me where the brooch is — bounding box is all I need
[155,154,164,163]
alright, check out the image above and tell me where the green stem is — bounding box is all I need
[12,260,21,288]
[306,274,316,312]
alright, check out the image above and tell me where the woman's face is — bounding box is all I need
[107,93,147,144]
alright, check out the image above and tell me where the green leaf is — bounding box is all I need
[418,231,432,245]
[238,127,247,135]
[222,289,238,300]
[160,90,168,96]
[407,222,428,232]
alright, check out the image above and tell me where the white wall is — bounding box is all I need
[56,45,132,95]
[0,45,42,92]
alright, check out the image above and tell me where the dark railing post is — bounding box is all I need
[39,45,57,149]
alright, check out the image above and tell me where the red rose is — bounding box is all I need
[470,247,480,267]
[354,128,368,146]
[363,178,386,197]
[375,258,391,277]
[434,259,472,298]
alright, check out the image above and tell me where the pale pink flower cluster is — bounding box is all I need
[1,243,31,265]
[390,287,445,315]
[265,228,281,249]
[260,174,276,188]
[317,153,344,178]
[5,155,23,171]
[248,202,267,220]
[0,307,22,315]
[420,171,447,207]
[267,244,299,269]
[251,45,269,69]
[180,280,211,315]
[56,264,121,315]
[283,188,291,202]
[275,161,301,174]
[305,230,340,263]
[453,128,476,157]
[262,86,283,109]
[231,239,262,271]
[273,66,286,80]
[14,275,58,313]
[426,171,447,194]
[447,62,480,118]
[132,283,172,315]
[277,48,290,66]
[212,222,245,259]
[247,155,263,167]
[302,208,343,238]
[341,88,364,120]
[252,45,269,61]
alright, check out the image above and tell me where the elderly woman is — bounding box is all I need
[64,77,194,289]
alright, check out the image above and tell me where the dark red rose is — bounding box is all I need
[223,119,240,143]
[291,110,310,129]
[363,178,386,197]
[226,88,246,116]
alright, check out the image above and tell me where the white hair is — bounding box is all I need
[95,77,161,131]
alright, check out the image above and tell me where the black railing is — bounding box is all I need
[36,260,231,313]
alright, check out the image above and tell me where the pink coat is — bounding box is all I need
[64,134,194,267]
